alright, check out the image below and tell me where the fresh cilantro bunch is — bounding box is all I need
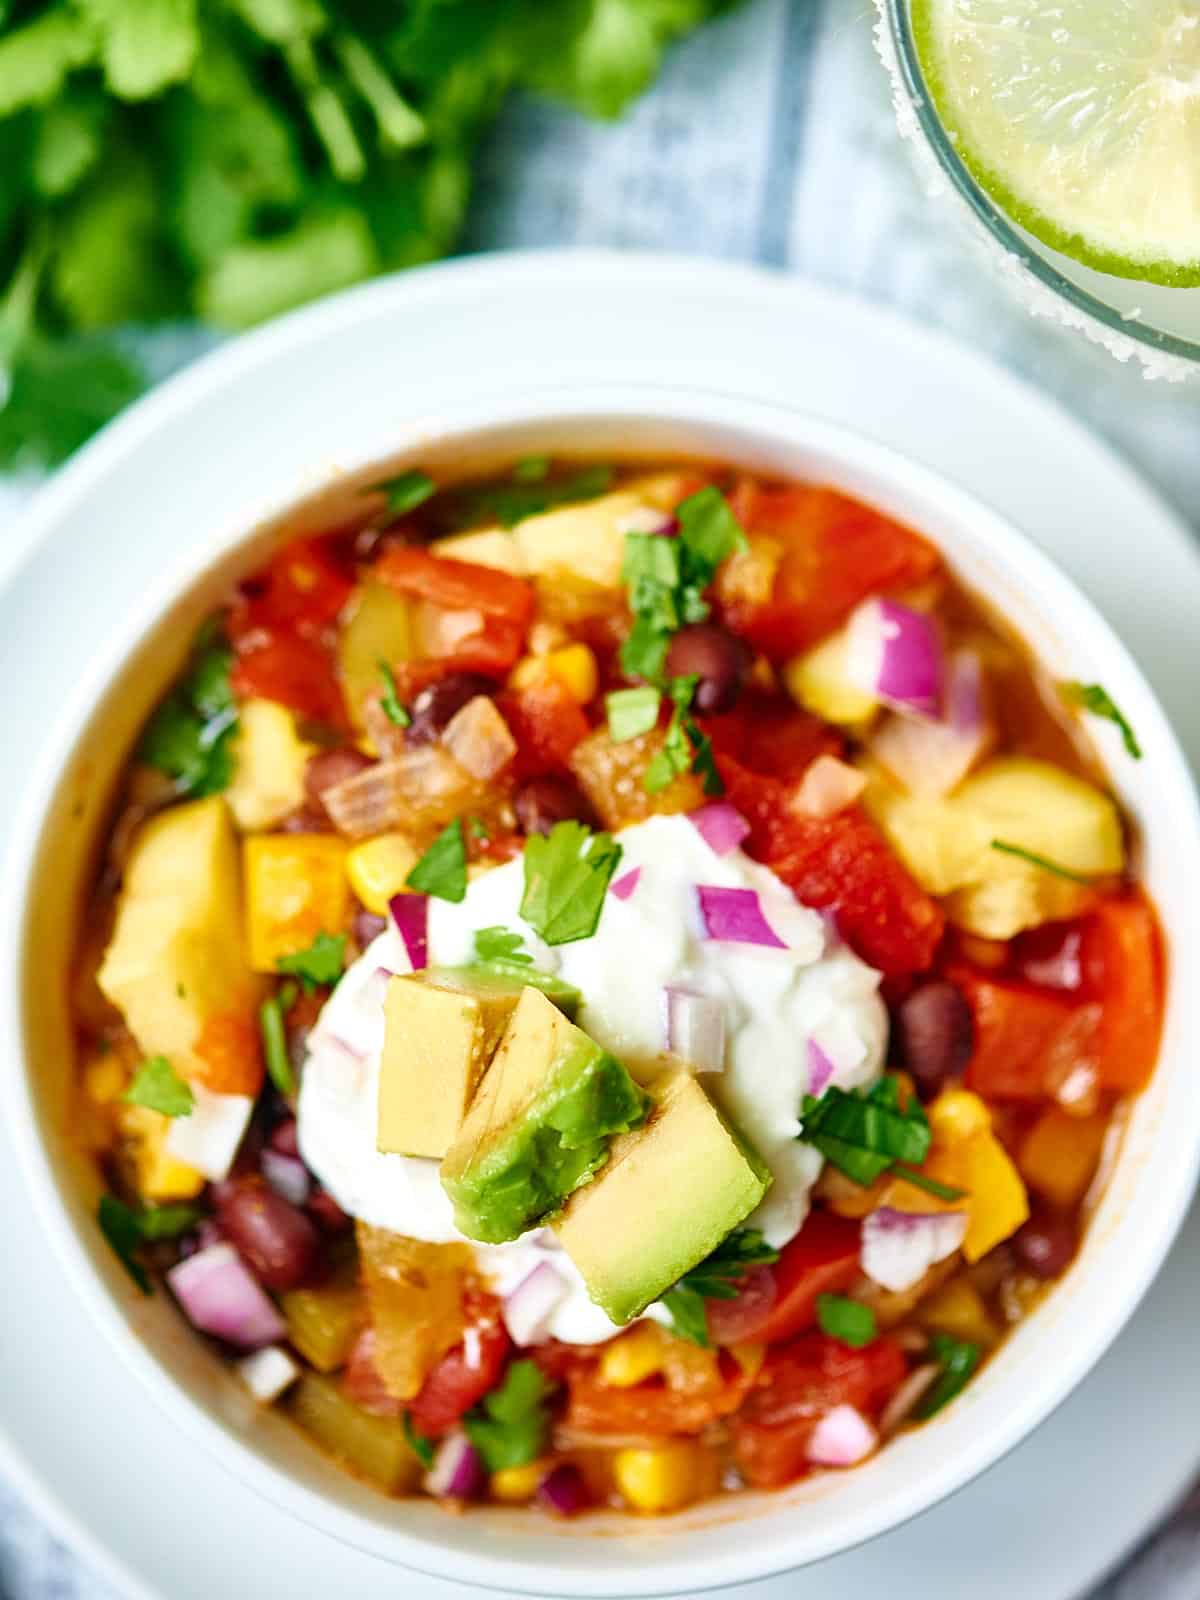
[0,0,740,470]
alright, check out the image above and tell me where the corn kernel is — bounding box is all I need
[928,1088,992,1146]
[84,1052,128,1106]
[599,1325,666,1388]
[918,1276,999,1347]
[490,1461,546,1503]
[544,644,598,704]
[345,833,420,916]
[614,1442,703,1514]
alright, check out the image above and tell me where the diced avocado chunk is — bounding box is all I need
[553,1071,771,1326]
[440,987,647,1244]
[377,969,525,1159]
[466,961,581,1019]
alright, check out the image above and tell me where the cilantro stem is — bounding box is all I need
[989,840,1092,885]
[260,983,297,1097]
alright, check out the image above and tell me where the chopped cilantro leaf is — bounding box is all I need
[260,981,297,1097]
[676,485,749,575]
[990,840,1092,885]
[1060,681,1142,760]
[520,820,623,946]
[512,455,550,483]
[917,1334,981,1419]
[139,623,238,797]
[455,465,615,530]
[473,926,533,965]
[407,819,467,903]
[464,1359,557,1471]
[122,1055,193,1119]
[816,1293,877,1348]
[378,661,410,726]
[798,1076,934,1188]
[403,1412,435,1468]
[371,469,435,519]
[891,1164,968,1203]
[641,676,724,797]
[606,685,661,742]
[136,1203,204,1241]
[276,931,347,993]
[662,1229,779,1348]
[97,1195,150,1294]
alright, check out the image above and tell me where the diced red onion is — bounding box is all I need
[696,885,786,949]
[846,598,943,720]
[879,1364,941,1436]
[388,893,429,971]
[609,867,641,901]
[260,1148,312,1208]
[424,1430,483,1500]
[664,986,727,1073]
[807,1038,836,1097]
[806,1404,878,1467]
[441,695,517,781]
[237,1343,301,1404]
[688,801,751,857]
[617,506,677,536]
[166,1243,286,1349]
[790,754,867,819]
[537,1462,590,1516]
[869,650,991,797]
[502,1261,569,1346]
[861,1206,968,1293]
[362,694,407,761]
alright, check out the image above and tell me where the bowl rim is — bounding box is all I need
[4,377,1200,1596]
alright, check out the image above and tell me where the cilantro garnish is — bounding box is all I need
[661,1229,780,1348]
[917,1334,981,1419]
[464,1360,557,1471]
[990,840,1092,885]
[643,676,723,797]
[798,1076,965,1201]
[455,465,615,530]
[606,684,661,743]
[816,1293,877,1349]
[260,980,298,1097]
[520,820,623,946]
[512,456,550,484]
[370,469,436,519]
[122,1055,194,1119]
[378,661,410,726]
[97,1195,203,1295]
[469,816,489,842]
[403,1412,436,1469]
[1060,681,1142,760]
[406,818,468,903]
[139,621,238,797]
[276,931,347,993]
[474,926,533,965]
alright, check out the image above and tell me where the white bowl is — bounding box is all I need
[4,378,1199,1597]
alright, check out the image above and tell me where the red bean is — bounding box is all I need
[894,980,974,1096]
[664,623,749,714]
[217,1178,317,1291]
[1012,1211,1078,1280]
[514,775,594,837]
[269,1117,300,1158]
[304,747,372,812]
[406,673,496,746]
[307,1187,352,1235]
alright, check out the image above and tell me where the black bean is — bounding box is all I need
[664,623,749,714]
[1012,1211,1079,1280]
[514,775,594,837]
[405,673,496,746]
[894,979,974,1096]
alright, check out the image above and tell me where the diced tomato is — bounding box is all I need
[720,756,943,977]
[343,1327,404,1418]
[192,1012,263,1098]
[732,1332,907,1488]
[718,484,939,660]
[956,968,1085,1101]
[499,681,591,779]
[1010,921,1085,992]
[246,537,355,632]
[376,547,535,625]
[407,1291,510,1436]
[708,1213,862,1347]
[562,1353,754,1438]
[704,697,842,785]
[1081,897,1164,1092]
[231,631,347,727]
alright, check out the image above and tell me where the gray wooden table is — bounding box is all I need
[3,1,1199,1593]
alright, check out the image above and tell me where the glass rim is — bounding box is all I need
[881,0,1200,367]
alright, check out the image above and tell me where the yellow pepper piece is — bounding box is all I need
[345,833,419,916]
[928,1088,992,1145]
[614,1442,705,1514]
[918,1276,999,1347]
[729,1343,766,1381]
[490,1461,546,1503]
[509,644,598,705]
[1018,1108,1107,1209]
[119,1104,205,1202]
[958,1132,1029,1262]
[243,834,348,973]
[599,1324,666,1388]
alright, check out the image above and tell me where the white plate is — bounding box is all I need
[2,252,1198,1600]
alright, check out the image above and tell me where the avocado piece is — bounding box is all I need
[553,1071,771,1325]
[377,969,525,1159]
[440,987,647,1244]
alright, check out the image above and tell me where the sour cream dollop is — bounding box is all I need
[297,814,887,1343]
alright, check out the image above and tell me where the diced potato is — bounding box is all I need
[345,833,419,916]
[1018,1108,1107,1209]
[289,1373,422,1493]
[243,834,349,972]
[570,727,704,830]
[918,1276,1000,1347]
[356,1225,471,1400]
[783,627,878,726]
[337,580,413,729]
[614,1442,709,1515]
[858,762,983,897]
[225,700,316,831]
[281,1267,364,1372]
[118,1103,206,1202]
[98,798,261,1079]
[429,527,525,575]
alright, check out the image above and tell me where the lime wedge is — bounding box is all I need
[912,0,1200,286]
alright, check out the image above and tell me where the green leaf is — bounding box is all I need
[464,1359,556,1472]
[139,628,238,797]
[473,926,533,965]
[198,210,379,330]
[407,818,468,903]
[660,1284,709,1346]
[816,1293,877,1349]
[276,930,347,993]
[371,468,436,518]
[136,1202,204,1240]
[122,1055,194,1118]
[606,685,660,743]
[32,95,108,197]
[1059,681,1142,760]
[0,330,144,471]
[76,0,199,101]
[454,465,615,530]
[0,10,97,118]
[520,820,623,946]
[798,1077,933,1188]
[260,980,297,1096]
[676,484,748,576]
[378,660,410,726]
[917,1334,981,1419]
[989,840,1092,885]
[662,1229,780,1347]
[403,1412,435,1468]
[98,1195,151,1293]
[513,455,549,483]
